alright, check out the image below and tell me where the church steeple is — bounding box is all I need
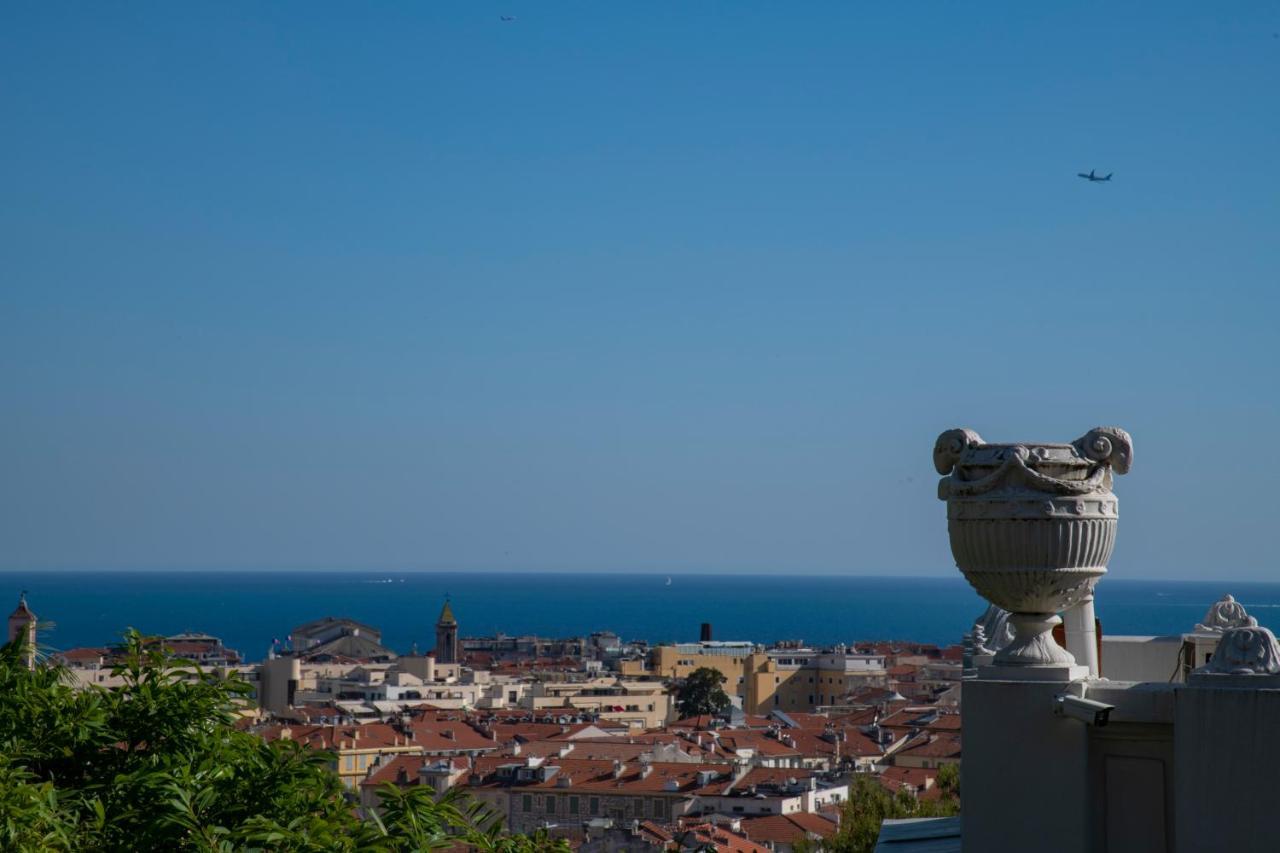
[434,597,459,664]
[8,593,37,669]
[438,598,456,626]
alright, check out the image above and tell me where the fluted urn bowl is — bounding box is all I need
[934,427,1132,667]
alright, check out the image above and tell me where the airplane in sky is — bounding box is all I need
[1077,169,1113,183]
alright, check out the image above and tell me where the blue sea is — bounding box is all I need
[7,572,1280,663]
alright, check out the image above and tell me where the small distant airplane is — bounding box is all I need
[1077,169,1113,183]
[500,15,516,22]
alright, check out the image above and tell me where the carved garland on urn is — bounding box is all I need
[935,426,1133,668]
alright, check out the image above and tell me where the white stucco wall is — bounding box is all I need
[1100,636,1183,683]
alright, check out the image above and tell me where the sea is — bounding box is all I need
[7,572,1280,663]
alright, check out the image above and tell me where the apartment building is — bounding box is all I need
[622,641,888,714]
[464,757,731,833]
[525,678,672,729]
[259,719,497,790]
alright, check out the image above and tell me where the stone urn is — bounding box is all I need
[934,426,1133,669]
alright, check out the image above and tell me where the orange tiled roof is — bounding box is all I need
[258,720,496,754]
[635,820,674,844]
[724,766,816,792]
[879,765,937,789]
[499,740,660,762]
[894,732,962,760]
[738,812,838,844]
[740,714,775,729]
[260,722,412,751]
[826,708,882,727]
[676,822,771,853]
[781,727,886,760]
[574,734,715,759]
[879,708,961,733]
[465,757,734,794]
[361,754,469,788]
[711,731,801,758]
[668,714,723,730]
[777,712,836,730]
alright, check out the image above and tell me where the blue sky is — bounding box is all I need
[2,3,1278,579]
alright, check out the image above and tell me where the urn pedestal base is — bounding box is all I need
[978,663,1090,682]
[995,612,1076,666]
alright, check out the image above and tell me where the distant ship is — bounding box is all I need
[665,577,672,586]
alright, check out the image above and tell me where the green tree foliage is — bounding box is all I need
[935,762,959,799]
[0,631,571,853]
[793,774,959,853]
[675,667,731,719]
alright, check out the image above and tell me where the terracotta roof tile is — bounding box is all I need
[676,822,771,853]
[894,732,962,759]
[464,757,734,794]
[739,813,838,843]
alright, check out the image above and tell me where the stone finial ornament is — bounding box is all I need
[971,624,994,656]
[1197,626,1280,675]
[936,426,1132,669]
[1195,594,1258,634]
[974,604,1013,652]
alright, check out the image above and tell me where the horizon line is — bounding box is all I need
[0,567,1270,585]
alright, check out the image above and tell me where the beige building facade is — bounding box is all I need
[623,642,887,715]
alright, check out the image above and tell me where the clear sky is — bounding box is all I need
[2,3,1277,579]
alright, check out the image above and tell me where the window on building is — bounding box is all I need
[589,797,600,816]
[522,795,532,813]
[652,799,667,819]
[569,797,579,815]
[344,756,354,772]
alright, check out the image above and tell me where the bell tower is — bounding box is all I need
[8,593,37,669]
[434,597,459,664]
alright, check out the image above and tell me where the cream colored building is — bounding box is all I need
[526,678,671,729]
[623,642,887,715]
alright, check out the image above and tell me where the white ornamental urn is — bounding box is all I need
[934,427,1133,668]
